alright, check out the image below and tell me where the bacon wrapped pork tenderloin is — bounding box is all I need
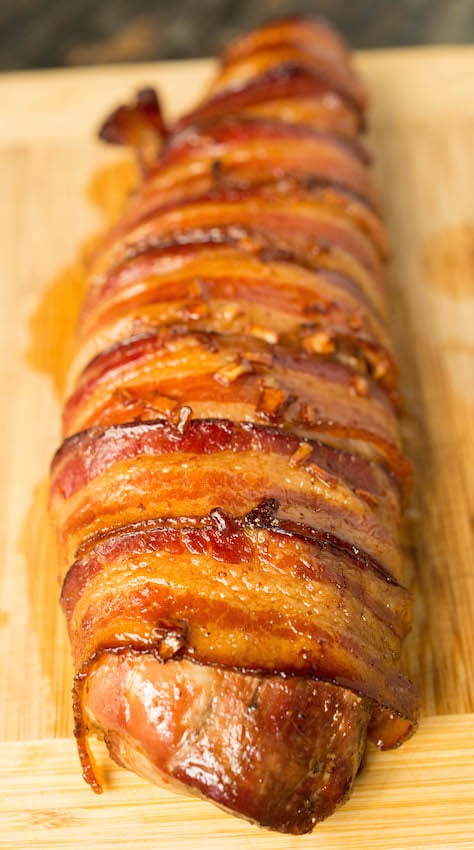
[50,16,419,834]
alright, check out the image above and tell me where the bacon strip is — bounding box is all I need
[72,241,395,400]
[51,419,402,578]
[51,15,419,833]
[62,514,415,711]
[63,330,409,482]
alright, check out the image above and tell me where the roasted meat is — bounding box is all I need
[50,15,419,833]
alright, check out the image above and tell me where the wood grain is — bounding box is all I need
[1,715,474,849]
[0,46,473,844]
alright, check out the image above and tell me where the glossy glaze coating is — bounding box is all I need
[50,15,418,833]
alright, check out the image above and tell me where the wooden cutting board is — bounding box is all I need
[1,46,473,848]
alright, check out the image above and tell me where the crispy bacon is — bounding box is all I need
[174,66,361,136]
[99,88,168,171]
[50,419,403,578]
[62,513,415,718]
[62,331,409,481]
[50,15,418,833]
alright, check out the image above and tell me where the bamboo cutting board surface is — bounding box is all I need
[0,46,473,847]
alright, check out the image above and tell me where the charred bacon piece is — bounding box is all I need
[99,88,168,171]
[50,15,418,833]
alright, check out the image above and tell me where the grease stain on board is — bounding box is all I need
[17,475,74,735]
[29,808,80,829]
[423,222,474,299]
[422,222,474,406]
[19,157,138,733]
[25,157,137,396]
[25,237,94,397]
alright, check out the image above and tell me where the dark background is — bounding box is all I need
[1,0,473,71]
